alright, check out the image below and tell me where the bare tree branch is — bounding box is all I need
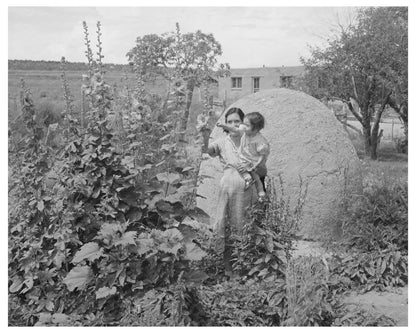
[344,122,362,134]
[351,75,359,101]
[329,96,349,104]
[347,98,363,124]
[387,96,406,119]
[372,90,392,131]
[328,96,363,124]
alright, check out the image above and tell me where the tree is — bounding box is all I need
[127,23,229,131]
[380,8,408,140]
[301,7,408,159]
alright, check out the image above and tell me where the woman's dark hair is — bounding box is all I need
[225,107,245,123]
[245,112,265,131]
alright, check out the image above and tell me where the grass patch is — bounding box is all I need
[347,128,407,162]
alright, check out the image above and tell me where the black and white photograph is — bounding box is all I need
[6,2,411,327]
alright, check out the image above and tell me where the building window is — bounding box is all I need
[253,77,260,93]
[280,75,293,88]
[231,77,242,89]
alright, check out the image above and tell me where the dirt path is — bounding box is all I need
[343,287,408,326]
[293,240,408,326]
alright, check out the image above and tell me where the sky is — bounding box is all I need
[8,6,358,67]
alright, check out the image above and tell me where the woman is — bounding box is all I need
[203,107,258,276]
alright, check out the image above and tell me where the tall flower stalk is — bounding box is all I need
[96,21,104,76]
[60,56,78,141]
[83,21,94,79]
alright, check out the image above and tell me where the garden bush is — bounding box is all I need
[328,174,408,292]
[230,177,307,282]
[340,181,407,253]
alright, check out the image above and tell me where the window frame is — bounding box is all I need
[280,75,294,88]
[231,77,242,90]
[252,77,260,92]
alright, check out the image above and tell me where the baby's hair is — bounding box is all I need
[245,112,265,131]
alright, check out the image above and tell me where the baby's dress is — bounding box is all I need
[239,132,270,177]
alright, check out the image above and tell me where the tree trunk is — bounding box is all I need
[362,121,372,155]
[369,93,390,160]
[398,104,408,140]
[370,123,379,160]
[402,105,408,138]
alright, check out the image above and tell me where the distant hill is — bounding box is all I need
[8,59,130,72]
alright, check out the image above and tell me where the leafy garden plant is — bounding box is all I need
[8,22,209,326]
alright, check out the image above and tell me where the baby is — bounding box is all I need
[217,112,270,200]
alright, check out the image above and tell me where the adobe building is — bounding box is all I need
[218,66,304,104]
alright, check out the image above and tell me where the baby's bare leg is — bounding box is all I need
[250,171,265,196]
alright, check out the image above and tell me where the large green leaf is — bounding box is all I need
[126,208,142,222]
[184,270,209,283]
[118,188,139,206]
[97,223,121,239]
[37,200,44,212]
[160,228,183,241]
[35,313,72,326]
[178,225,197,243]
[181,216,211,232]
[96,286,117,299]
[144,193,163,209]
[184,242,206,261]
[21,277,34,293]
[265,236,274,252]
[180,216,196,227]
[114,231,137,247]
[72,242,103,264]
[156,172,181,184]
[187,207,210,219]
[63,266,91,291]
[51,314,71,325]
[155,200,173,212]
[9,276,24,293]
[136,236,155,255]
[159,242,182,255]
[154,228,184,255]
[53,252,66,268]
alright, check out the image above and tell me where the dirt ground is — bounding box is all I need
[293,240,408,326]
[343,286,408,326]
